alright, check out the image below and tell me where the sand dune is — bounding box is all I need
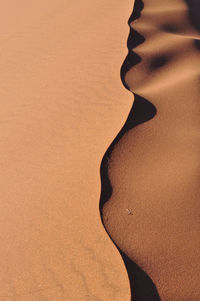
[101,0,200,300]
[0,0,135,300]
[1,0,200,299]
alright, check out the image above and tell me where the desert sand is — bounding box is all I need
[0,0,135,300]
[102,0,200,300]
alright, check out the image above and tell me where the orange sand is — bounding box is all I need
[0,0,134,300]
[102,0,200,300]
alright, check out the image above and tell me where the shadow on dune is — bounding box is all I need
[99,0,162,300]
[119,250,161,301]
[99,95,157,211]
[185,0,200,31]
[99,95,161,301]
[184,0,200,50]
[120,0,144,90]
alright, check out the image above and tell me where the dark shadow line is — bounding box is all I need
[99,0,162,300]
[184,0,200,31]
[120,0,145,90]
[184,0,200,50]
[99,94,161,301]
[99,94,156,212]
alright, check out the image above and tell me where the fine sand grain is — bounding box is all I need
[101,0,200,300]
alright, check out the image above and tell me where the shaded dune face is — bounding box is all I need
[124,0,200,97]
[100,0,200,300]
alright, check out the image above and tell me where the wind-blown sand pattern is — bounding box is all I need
[0,1,135,300]
[101,0,200,300]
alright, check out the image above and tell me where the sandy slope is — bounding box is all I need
[102,0,200,300]
[0,1,133,300]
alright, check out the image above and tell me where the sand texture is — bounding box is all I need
[101,0,200,300]
[0,0,135,300]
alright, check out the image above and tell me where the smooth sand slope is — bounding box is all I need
[102,0,200,300]
[0,1,134,300]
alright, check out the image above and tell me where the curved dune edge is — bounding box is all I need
[100,1,161,299]
[0,1,135,300]
[101,0,200,300]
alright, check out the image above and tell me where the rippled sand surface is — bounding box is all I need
[102,0,200,300]
[0,1,134,300]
